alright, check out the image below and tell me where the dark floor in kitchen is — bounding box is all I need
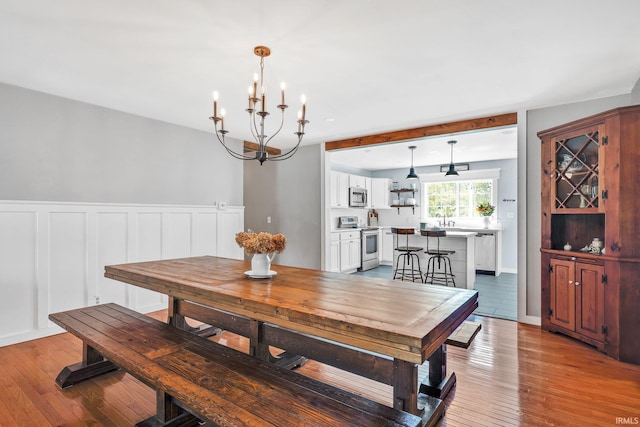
[352,265,517,321]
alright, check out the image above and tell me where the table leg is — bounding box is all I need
[167,296,186,328]
[250,320,306,369]
[393,359,419,413]
[420,344,457,399]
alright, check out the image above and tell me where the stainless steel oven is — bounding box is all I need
[360,228,379,271]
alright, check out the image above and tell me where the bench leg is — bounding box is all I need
[420,344,457,399]
[55,343,119,389]
[136,390,202,427]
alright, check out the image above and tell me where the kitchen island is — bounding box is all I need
[391,229,476,289]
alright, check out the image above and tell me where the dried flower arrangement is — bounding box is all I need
[235,231,287,255]
[476,202,495,216]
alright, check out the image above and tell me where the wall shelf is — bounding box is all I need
[390,189,418,214]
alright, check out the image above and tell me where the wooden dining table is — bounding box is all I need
[104,256,478,420]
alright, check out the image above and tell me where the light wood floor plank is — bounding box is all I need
[1,313,639,426]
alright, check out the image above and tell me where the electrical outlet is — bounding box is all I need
[267,216,271,224]
[95,296,100,304]
[219,202,227,210]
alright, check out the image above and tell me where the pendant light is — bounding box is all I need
[406,145,419,180]
[445,140,459,176]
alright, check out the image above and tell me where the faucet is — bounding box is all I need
[439,213,446,227]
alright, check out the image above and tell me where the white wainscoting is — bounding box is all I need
[0,201,244,346]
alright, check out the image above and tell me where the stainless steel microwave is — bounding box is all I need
[349,187,367,207]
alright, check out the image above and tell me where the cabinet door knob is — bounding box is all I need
[568,280,573,284]
[575,281,580,286]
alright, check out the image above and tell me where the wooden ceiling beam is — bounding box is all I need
[325,113,517,151]
[243,141,282,155]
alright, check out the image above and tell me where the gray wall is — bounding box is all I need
[0,83,243,205]
[243,144,322,269]
[632,78,640,104]
[524,92,635,318]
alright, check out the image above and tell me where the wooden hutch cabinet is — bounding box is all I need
[539,105,640,365]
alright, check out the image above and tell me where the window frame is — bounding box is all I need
[418,169,501,219]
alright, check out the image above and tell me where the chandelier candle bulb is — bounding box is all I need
[301,94,306,121]
[253,73,258,102]
[220,108,226,131]
[261,86,266,113]
[280,82,286,105]
[212,91,219,118]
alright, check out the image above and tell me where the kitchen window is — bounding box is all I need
[419,169,500,219]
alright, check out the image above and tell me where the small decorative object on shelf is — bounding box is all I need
[235,231,286,278]
[563,243,572,251]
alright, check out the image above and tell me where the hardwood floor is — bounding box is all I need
[2,312,639,426]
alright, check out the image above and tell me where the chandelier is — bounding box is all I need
[209,46,308,165]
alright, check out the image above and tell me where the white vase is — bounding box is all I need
[482,216,491,229]
[251,252,276,275]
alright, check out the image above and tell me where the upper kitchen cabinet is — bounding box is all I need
[538,105,640,364]
[330,171,349,208]
[370,178,391,209]
[349,174,367,189]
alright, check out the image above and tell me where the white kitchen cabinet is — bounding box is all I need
[365,177,372,208]
[349,174,366,189]
[339,231,361,272]
[380,228,394,265]
[371,178,391,209]
[330,171,349,208]
[329,233,341,272]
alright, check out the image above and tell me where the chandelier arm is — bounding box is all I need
[214,127,255,160]
[249,110,261,145]
[269,145,300,161]
[267,133,304,161]
[264,109,286,147]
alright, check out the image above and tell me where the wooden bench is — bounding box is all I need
[446,320,482,349]
[49,303,422,427]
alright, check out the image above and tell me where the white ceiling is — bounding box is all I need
[1,1,640,162]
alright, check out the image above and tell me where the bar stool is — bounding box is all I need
[391,227,423,282]
[421,229,456,287]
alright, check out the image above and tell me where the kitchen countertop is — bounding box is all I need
[380,227,477,238]
[379,225,502,233]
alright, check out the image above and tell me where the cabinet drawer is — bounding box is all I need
[340,231,361,240]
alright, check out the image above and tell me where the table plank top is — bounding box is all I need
[105,256,478,364]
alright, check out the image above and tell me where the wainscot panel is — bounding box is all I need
[0,200,244,346]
